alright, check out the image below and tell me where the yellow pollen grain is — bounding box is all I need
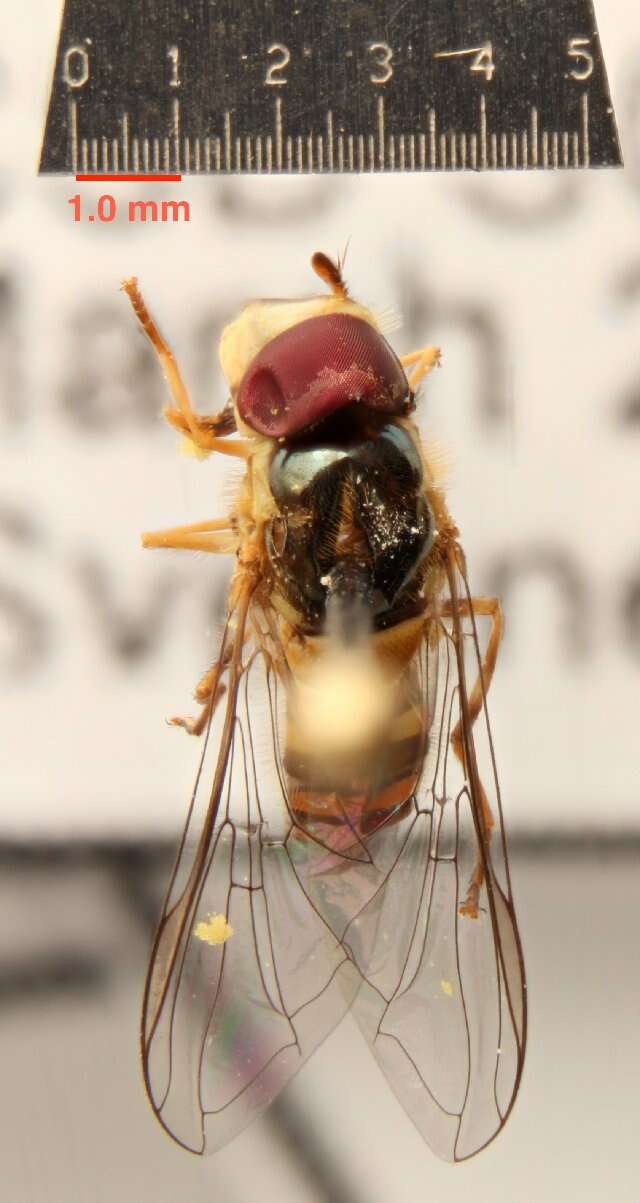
[440,978,454,997]
[179,435,211,461]
[194,913,234,945]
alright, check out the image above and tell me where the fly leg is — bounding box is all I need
[141,517,239,732]
[169,649,232,736]
[121,277,250,458]
[400,345,441,391]
[141,517,239,555]
[167,542,262,735]
[442,595,503,918]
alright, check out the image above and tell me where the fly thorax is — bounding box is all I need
[266,415,433,634]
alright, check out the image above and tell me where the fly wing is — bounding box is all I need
[340,545,526,1161]
[141,586,361,1154]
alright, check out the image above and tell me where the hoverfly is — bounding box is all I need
[122,253,526,1162]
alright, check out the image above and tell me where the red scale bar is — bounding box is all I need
[75,174,182,182]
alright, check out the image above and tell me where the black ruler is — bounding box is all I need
[39,0,622,175]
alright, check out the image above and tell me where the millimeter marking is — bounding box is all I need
[68,94,591,173]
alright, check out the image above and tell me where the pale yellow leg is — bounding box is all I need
[141,517,239,554]
[121,277,250,459]
[400,345,441,391]
[440,595,502,917]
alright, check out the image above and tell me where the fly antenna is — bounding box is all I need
[311,251,349,298]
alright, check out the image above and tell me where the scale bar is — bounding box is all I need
[75,173,182,182]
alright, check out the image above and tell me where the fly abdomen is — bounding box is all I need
[284,624,429,844]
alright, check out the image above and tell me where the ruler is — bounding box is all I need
[39,0,622,175]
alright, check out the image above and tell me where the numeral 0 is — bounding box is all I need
[62,44,89,89]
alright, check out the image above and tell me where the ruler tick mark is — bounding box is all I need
[172,98,180,172]
[531,106,538,167]
[69,98,79,172]
[275,97,283,171]
[428,108,436,169]
[224,112,232,172]
[122,112,129,172]
[480,95,487,170]
[377,95,385,170]
[327,111,334,171]
[581,92,590,167]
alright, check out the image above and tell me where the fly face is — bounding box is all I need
[123,253,526,1163]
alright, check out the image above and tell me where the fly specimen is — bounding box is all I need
[122,253,526,1161]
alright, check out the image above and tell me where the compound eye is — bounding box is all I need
[237,313,409,437]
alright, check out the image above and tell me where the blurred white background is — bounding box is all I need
[2,4,640,1202]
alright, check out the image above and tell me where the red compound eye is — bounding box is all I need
[236,313,409,437]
